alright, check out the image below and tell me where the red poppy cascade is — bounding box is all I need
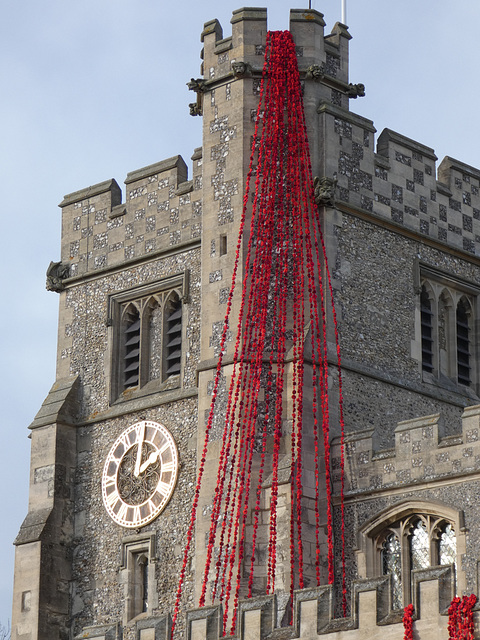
[173,30,346,635]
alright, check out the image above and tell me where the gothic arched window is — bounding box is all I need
[418,271,477,391]
[110,274,188,401]
[360,502,462,609]
[381,532,402,609]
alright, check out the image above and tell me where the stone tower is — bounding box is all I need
[11,7,480,640]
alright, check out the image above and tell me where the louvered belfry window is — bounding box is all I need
[419,273,477,391]
[119,290,182,396]
[456,298,471,386]
[164,295,182,378]
[123,306,141,390]
[420,286,434,373]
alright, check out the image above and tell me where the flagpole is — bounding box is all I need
[341,0,347,24]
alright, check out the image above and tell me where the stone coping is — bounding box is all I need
[59,178,122,208]
[124,155,187,185]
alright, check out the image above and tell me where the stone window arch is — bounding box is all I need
[358,500,465,608]
[108,272,189,402]
[417,267,478,392]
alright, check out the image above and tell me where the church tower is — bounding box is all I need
[12,7,480,640]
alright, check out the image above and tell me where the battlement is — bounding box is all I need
[53,6,480,289]
[332,404,480,496]
[58,151,203,280]
[74,567,470,639]
[320,101,480,255]
[182,567,459,640]
[199,8,353,112]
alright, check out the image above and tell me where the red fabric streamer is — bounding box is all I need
[403,604,414,640]
[448,594,477,640]
[172,29,347,636]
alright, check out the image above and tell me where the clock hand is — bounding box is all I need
[139,450,161,475]
[134,422,146,477]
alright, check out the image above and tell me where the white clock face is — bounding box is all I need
[102,420,178,528]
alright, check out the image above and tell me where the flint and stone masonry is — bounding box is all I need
[11,7,480,640]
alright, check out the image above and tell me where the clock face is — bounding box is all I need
[102,420,178,528]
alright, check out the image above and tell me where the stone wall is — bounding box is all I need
[326,208,480,448]
[15,150,204,640]
[11,6,480,640]
[58,183,202,638]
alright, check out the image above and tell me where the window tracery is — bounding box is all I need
[119,292,182,394]
[108,272,188,402]
[410,519,429,571]
[378,514,456,607]
[359,502,463,609]
[439,523,457,566]
[418,270,478,391]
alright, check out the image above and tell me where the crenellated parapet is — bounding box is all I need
[332,404,480,496]
[196,8,358,114]
[180,567,460,640]
[57,151,203,280]
[54,7,480,286]
[321,112,480,257]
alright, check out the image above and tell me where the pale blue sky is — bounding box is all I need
[1,0,479,626]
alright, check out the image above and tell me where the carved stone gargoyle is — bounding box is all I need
[187,78,207,93]
[46,261,70,292]
[189,102,202,117]
[187,78,207,117]
[306,64,325,81]
[231,61,252,78]
[347,83,365,99]
[313,176,337,207]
